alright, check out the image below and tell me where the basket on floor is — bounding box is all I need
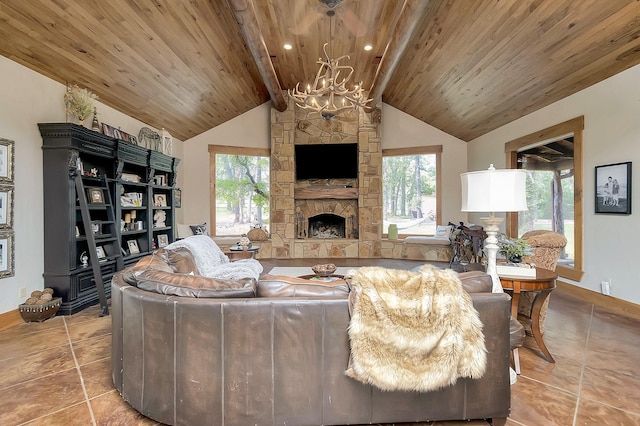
[19,297,62,322]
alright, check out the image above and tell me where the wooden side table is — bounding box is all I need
[227,246,259,260]
[499,268,557,363]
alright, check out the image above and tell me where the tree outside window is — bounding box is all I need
[383,153,437,236]
[212,150,269,236]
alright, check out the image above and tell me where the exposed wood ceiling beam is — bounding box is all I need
[367,0,429,110]
[227,0,287,112]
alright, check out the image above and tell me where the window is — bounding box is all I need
[382,146,442,236]
[506,117,584,281]
[518,164,575,263]
[208,146,270,237]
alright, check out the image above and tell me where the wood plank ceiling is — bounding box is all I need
[1,0,639,142]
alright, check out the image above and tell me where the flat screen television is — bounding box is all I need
[295,143,358,180]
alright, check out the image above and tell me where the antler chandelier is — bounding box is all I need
[288,10,371,120]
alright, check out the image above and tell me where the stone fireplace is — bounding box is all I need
[268,95,382,258]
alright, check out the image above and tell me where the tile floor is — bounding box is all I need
[1,259,639,425]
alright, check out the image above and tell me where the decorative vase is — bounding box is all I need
[388,224,398,240]
[91,107,100,132]
[509,254,522,263]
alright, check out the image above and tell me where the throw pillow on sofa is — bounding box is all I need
[161,246,199,275]
[120,250,173,285]
[257,274,349,298]
[189,222,209,236]
[136,269,257,298]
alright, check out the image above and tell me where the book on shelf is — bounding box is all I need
[496,262,536,278]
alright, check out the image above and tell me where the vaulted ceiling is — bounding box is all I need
[1,0,639,142]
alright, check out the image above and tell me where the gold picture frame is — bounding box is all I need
[87,188,104,204]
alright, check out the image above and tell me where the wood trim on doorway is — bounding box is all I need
[505,116,584,281]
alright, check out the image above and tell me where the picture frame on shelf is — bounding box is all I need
[154,194,167,207]
[95,246,106,259]
[91,222,101,235]
[127,239,140,255]
[0,232,15,278]
[87,188,104,204]
[0,185,14,229]
[154,174,166,186]
[595,162,632,215]
[174,188,182,208]
[157,234,169,248]
[0,138,15,184]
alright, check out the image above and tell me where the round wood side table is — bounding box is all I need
[499,268,557,363]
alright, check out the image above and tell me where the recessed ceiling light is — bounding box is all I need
[364,45,373,51]
[283,43,293,50]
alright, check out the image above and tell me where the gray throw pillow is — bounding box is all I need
[189,223,209,236]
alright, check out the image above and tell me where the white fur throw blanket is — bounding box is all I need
[345,265,487,392]
[165,235,263,280]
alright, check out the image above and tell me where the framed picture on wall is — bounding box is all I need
[0,138,15,184]
[0,232,14,278]
[0,185,14,229]
[595,162,632,215]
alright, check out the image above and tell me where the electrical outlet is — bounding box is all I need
[19,287,26,298]
[600,280,610,295]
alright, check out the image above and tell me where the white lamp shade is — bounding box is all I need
[461,166,528,213]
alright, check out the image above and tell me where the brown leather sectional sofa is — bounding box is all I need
[111,248,511,425]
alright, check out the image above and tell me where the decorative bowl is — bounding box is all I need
[19,297,62,323]
[312,263,337,277]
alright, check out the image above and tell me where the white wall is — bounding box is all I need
[468,63,640,305]
[0,56,182,315]
[181,103,272,225]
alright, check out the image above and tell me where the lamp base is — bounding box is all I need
[480,214,503,293]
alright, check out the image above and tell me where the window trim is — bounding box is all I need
[381,145,442,238]
[208,145,270,237]
[505,116,584,281]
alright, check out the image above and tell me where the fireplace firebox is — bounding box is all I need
[308,214,345,239]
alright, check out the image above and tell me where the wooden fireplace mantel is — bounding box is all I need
[295,187,359,200]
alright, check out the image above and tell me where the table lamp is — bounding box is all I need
[461,164,528,293]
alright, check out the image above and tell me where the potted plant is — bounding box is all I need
[498,236,532,263]
[64,84,98,125]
